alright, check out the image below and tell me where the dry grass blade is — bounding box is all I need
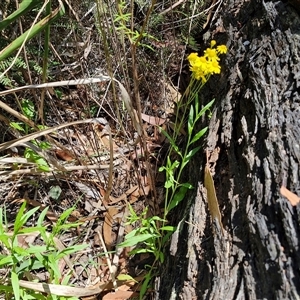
[18,280,107,297]
[96,229,118,292]
[52,236,78,279]
[0,76,111,97]
[0,118,104,152]
[0,162,120,177]
[115,79,143,137]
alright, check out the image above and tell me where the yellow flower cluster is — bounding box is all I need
[188,40,227,82]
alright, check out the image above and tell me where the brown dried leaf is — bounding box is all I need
[103,207,119,250]
[102,290,138,300]
[141,113,166,126]
[16,232,40,248]
[280,186,300,206]
[55,149,74,161]
[204,165,224,235]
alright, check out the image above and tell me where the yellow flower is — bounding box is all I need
[204,48,219,62]
[188,53,199,65]
[217,45,227,54]
[208,61,221,74]
[188,42,227,81]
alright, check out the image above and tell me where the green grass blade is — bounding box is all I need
[118,234,157,247]
[0,0,40,31]
[11,271,20,300]
[0,3,65,61]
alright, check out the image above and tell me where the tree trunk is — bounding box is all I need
[155,0,300,299]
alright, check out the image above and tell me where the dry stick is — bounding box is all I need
[103,124,114,204]
[0,161,123,177]
[159,0,187,15]
[0,75,111,97]
[131,0,159,211]
[130,44,158,213]
[0,99,37,129]
[96,230,118,292]
[111,206,129,281]
[18,280,107,297]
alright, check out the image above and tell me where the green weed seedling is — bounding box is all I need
[0,202,87,300]
[9,98,51,172]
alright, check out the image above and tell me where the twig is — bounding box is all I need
[96,230,118,291]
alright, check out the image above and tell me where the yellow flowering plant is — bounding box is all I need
[118,40,227,299]
[160,40,227,214]
[188,40,227,82]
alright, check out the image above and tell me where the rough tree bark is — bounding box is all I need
[155,0,300,299]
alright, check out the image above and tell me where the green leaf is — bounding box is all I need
[129,248,153,255]
[22,244,48,254]
[118,233,157,248]
[117,274,137,282]
[186,146,201,160]
[24,148,50,171]
[188,105,194,135]
[182,146,201,169]
[37,207,48,227]
[168,185,188,212]
[150,216,166,222]
[14,202,27,234]
[14,203,40,235]
[124,228,139,240]
[162,230,174,245]
[10,122,25,132]
[159,251,164,263]
[57,244,88,258]
[37,163,50,172]
[140,271,152,299]
[164,179,173,189]
[11,271,20,300]
[57,207,75,224]
[160,226,176,231]
[21,99,35,120]
[16,258,44,273]
[0,255,13,266]
[190,127,208,144]
[197,99,215,119]
[181,182,193,189]
[159,128,181,155]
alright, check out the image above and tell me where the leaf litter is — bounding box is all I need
[0,2,188,298]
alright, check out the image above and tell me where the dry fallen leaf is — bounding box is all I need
[102,290,138,300]
[204,165,224,235]
[280,186,300,206]
[140,112,166,126]
[103,207,119,250]
[55,149,74,161]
